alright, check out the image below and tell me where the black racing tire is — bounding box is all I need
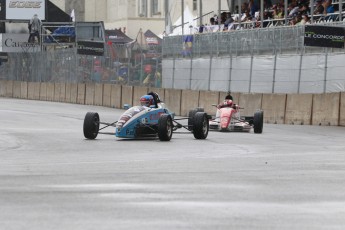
[188,107,204,131]
[158,114,173,141]
[193,112,209,139]
[83,112,100,139]
[253,110,264,134]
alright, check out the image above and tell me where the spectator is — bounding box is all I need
[28,14,41,43]
[298,4,310,15]
[313,0,324,15]
[299,14,311,24]
[154,70,161,88]
[288,3,300,17]
[272,4,284,19]
[323,0,334,14]
[210,17,216,25]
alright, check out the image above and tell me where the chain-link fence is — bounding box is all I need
[163,22,345,58]
[0,41,163,88]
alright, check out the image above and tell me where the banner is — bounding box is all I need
[77,41,104,56]
[0,33,40,52]
[0,0,46,20]
[304,25,345,48]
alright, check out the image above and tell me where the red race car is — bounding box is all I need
[207,99,264,133]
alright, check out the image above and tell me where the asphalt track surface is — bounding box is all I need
[0,98,345,230]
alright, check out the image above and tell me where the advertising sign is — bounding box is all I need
[0,0,46,20]
[77,41,104,56]
[304,25,345,49]
[0,33,40,52]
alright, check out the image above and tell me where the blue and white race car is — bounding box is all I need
[83,92,209,141]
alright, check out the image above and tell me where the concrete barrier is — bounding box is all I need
[261,93,287,124]
[84,83,95,105]
[2,79,344,127]
[238,93,263,117]
[164,89,182,116]
[0,80,5,97]
[20,82,28,99]
[70,83,78,104]
[102,84,112,107]
[28,82,40,100]
[94,83,103,106]
[181,90,199,116]
[54,83,66,102]
[110,84,122,109]
[13,81,21,98]
[46,83,55,101]
[4,80,13,98]
[340,92,345,126]
[121,85,133,109]
[77,83,86,104]
[199,90,219,116]
[85,83,95,105]
[312,93,340,126]
[285,94,313,125]
[133,86,149,106]
[40,82,48,101]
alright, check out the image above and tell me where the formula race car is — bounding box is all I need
[208,100,264,133]
[83,94,210,141]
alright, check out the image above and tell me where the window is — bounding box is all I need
[139,0,148,17]
[151,0,160,15]
[193,0,197,11]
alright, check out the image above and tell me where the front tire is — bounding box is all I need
[253,110,264,134]
[188,107,204,131]
[83,112,100,139]
[158,114,173,141]
[193,112,209,139]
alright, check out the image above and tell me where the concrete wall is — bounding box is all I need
[285,94,313,125]
[239,93,263,117]
[181,90,199,116]
[340,92,345,126]
[312,93,340,126]
[1,80,344,127]
[199,90,219,116]
[262,94,287,124]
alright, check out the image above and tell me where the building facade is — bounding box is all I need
[50,0,232,39]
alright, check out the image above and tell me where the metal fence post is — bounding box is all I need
[324,49,328,93]
[272,52,277,93]
[297,53,303,94]
[172,58,175,89]
[228,55,232,92]
[249,54,254,93]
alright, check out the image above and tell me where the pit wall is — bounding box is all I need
[1,80,344,126]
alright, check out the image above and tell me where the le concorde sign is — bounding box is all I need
[304,25,345,49]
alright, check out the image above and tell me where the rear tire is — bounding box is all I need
[83,112,100,139]
[193,112,209,139]
[158,114,173,141]
[188,107,204,131]
[253,110,264,134]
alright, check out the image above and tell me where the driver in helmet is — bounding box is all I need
[217,92,237,109]
[140,95,154,107]
[147,91,163,108]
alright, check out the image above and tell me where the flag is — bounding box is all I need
[71,9,75,22]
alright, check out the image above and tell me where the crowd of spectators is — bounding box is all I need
[198,0,344,32]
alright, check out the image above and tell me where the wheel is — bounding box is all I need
[193,112,209,139]
[83,112,100,139]
[188,107,204,131]
[253,110,264,134]
[158,114,173,141]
